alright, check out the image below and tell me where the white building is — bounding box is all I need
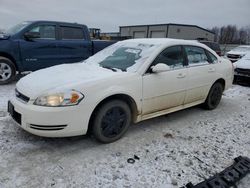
[119,23,215,41]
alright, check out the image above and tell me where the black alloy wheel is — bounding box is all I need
[203,82,223,110]
[92,100,131,143]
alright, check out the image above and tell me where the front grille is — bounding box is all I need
[29,124,67,131]
[235,68,250,76]
[15,89,30,103]
[227,54,241,59]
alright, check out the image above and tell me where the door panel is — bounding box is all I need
[57,40,92,63]
[142,45,188,115]
[184,46,217,104]
[19,24,60,71]
[142,69,187,115]
[184,64,215,103]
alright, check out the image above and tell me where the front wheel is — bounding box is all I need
[92,100,131,143]
[0,57,16,85]
[203,82,223,110]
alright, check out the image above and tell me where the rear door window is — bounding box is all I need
[184,46,209,66]
[206,50,218,63]
[60,26,85,40]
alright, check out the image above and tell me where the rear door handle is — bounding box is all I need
[177,73,186,78]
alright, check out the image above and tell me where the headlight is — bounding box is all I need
[34,90,84,107]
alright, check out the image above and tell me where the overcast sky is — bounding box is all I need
[0,0,249,32]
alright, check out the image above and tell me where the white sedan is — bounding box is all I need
[226,45,250,63]
[8,39,233,143]
[234,51,250,81]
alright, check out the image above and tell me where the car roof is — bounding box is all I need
[122,38,209,49]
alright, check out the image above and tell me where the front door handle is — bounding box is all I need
[177,73,186,78]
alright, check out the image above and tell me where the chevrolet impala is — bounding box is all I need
[8,39,233,143]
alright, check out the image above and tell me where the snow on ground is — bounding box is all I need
[0,83,249,188]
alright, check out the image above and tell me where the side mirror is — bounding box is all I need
[24,32,40,40]
[151,63,170,73]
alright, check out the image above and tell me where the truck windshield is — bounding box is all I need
[6,22,31,35]
[85,41,160,72]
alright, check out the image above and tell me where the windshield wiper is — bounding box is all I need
[101,66,117,72]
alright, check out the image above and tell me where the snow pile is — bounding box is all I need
[0,84,249,187]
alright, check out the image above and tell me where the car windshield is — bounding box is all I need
[85,41,160,72]
[6,21,31,35]
[233,46,250,52]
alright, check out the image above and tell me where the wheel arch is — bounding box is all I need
[87,94,139,133]
[0,52,19,71]
[213,78,225,91]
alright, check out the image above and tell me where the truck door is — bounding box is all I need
[57,25,92,63]
[19,24,61,71]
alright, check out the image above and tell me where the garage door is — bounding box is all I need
[133,31,145,38]
[151,31,165,38]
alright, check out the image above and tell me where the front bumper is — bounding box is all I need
[8,98,90,137]
[228,57,240,63]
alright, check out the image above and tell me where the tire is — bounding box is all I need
[92,100,131,143]
[0,57,16,85]
[203,82,223,110]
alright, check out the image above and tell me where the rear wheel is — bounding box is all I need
[203,82,223,110]
[92,100,131,143]
[0,57,16,85]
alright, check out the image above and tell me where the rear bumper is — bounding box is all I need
[8,98,90,137]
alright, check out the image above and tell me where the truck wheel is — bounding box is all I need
[0,57,16,85]
[203,82,223,110]
[92,100,131,143]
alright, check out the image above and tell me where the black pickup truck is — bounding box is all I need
[0,20,116,84]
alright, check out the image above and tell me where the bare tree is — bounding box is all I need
[211,27,220,42]
[213,25,250,44]
[239,28,247,44]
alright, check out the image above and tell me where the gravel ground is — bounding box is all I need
[0,83,249,188]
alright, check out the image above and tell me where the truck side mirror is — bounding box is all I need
[24,32,40,40]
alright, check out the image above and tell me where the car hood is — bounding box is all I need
[16,63,122,99]
[227,51,247,56]
[234,57,250,69]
